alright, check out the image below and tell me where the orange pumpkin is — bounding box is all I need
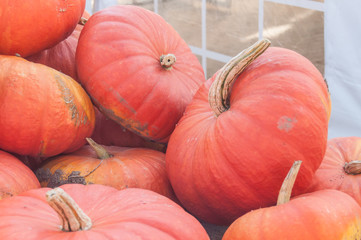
[0,0,86,57]
[166,39,331,225]
[307,136,361,206]
[0,184,210,239]
[0,150,40,200]
[222,161,361,240]
[0,56,95,158]
[36,138,176,201]
[76,5,205,143]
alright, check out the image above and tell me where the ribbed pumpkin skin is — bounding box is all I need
[222,190,361,240]
[26,11,90,81]
[76,5,205,143]
[0,150,40,200]
[36,145,177,201]
[307,137,361,205]
[166,47,331,225]
[0,0,85,57]
[0,184,210,240]
[0,56,95,158]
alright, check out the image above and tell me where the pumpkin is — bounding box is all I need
[36,138,176,201]
[306,136,361,206]
[222,161,361,240]
[0,150,40,200]
[0,0,86,57]
[0,184,210,239]
[26,11,90,81]
[76,5,205,143]
[166,39,331,225]
[91,107,167,152]
[0,56,95,158]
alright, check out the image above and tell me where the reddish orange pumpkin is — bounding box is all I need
[36,138,176,201]
[0,184,210,239]
[0,150,40,200]
[0,56,95,158]
[76,5,205,143]
[166,39,331,225]
[222,162,361,240]
[91,107,166,152]
[26,11,90,81]
[0,0,86,57]
[307,136,361,206]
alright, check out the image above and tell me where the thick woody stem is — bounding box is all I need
[46,188,92,232]
[160,54,176,70]
[277,160,302,205]
[208,39,271,117]
[344,160,361,175]
[86,138,112,159]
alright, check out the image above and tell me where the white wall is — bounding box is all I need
[325,0,361,138]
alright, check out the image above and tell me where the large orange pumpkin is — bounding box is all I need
[222,161,361,240]
[36,138,176,201]
[166,39,331,225]
[0,184,210,239]
[0,150,40,200]
[76,5,205,143]
[307,136,361,206]
[0,0,86,57]
[0,56,95,158]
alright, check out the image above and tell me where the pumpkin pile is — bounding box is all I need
[1,1,360,239]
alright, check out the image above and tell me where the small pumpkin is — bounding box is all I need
[306,136,361,206]
[0,56,95,158]
[0,150,40,200]
[222,161,361,240]
[166,39,331,225]
[0,184,210,239]
[76,5,205,143]
[26,11,90,81]
[0,0,86,57]
[36,138,176,201]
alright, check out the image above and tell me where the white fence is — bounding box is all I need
[87,0,324,77]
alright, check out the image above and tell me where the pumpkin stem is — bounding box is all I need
[277,160,302,205]
[46,187,92,232]
[160,54,176,70]
[86,138,112,159]
[78,17,88,25]
[344,160,361,175]
[208,39,271,117]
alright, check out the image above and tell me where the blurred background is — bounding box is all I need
[84,0,361,140]
[85,0,324,78]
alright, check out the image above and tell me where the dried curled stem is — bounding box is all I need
[46,187,92,232]
[208,39,271,117]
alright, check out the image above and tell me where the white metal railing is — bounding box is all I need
[89,0,325,77]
